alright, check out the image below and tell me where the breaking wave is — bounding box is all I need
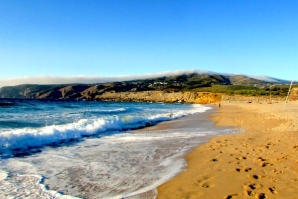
[0,104,211,155]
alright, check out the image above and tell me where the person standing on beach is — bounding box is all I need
[219,103,221,108]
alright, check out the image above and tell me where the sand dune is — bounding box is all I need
[157,101,298,199]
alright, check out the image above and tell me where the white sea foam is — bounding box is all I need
[0,104,211,154]
[0,126,240,199]
[0,169,7,181]
[0,170,81,199]
[1,102,225,198]
[82,107,127,114]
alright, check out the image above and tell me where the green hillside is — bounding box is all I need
[0,73,294,99]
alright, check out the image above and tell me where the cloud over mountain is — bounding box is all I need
[0,70,209,88]
[0,70,290,88]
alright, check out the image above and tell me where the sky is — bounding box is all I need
[0,0,297,87]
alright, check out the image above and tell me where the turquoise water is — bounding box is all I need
[0,99,208,156]
[0,99,236,198]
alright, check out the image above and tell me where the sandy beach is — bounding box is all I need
[157,101,298,199]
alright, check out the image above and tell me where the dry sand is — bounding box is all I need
[157,101,298,199]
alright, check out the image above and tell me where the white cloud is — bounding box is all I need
[0,70,289,88]
[0,70,212,88]
[248,75,290,83]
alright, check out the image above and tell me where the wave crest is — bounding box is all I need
[0,104,211,155]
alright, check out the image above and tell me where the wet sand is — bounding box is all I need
[157,101,298,199]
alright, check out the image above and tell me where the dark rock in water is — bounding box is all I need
[0,102,14,107]
[145,122,153,127]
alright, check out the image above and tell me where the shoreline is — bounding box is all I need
[128,104,237,199]
[1,102,224,199]
[157,101,298,198]
[125,103,238,199]
[133,105,218,132]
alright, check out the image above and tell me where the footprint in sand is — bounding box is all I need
[269,187,278,194]
[235,167,252,172]
[246,190,255,196]
[293,145,298,151]
[252,174,260,179]
[196,176,213,188]
[248,183,261,190]
[247,174,264,180]
[224,193,240,199]
[272,169,283,175]
[257,157,266,161]
[197,176,211,183]
[257,193,268,199]
[243,182,262,190]
[201,183,211,188]
[244,167,252,172]
[260,162,273,167]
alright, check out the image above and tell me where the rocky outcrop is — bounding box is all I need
[59,85,90,98]
[80,84,106,99]
[35,85,90,99]
[0,76,292,104]
[35,90,62,99]
[94,91,222,104]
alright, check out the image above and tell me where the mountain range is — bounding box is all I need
[0,72,292,99]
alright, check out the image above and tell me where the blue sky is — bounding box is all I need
[0,0,297,86]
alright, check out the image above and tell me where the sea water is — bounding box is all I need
[0,99,237,199]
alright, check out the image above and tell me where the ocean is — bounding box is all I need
[0,99,237,199]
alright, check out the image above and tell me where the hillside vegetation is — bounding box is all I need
[191,85,296,96]
[0,73,294,100]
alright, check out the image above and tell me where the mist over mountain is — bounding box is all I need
[0,71,292,99]
[0,70,291,88]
